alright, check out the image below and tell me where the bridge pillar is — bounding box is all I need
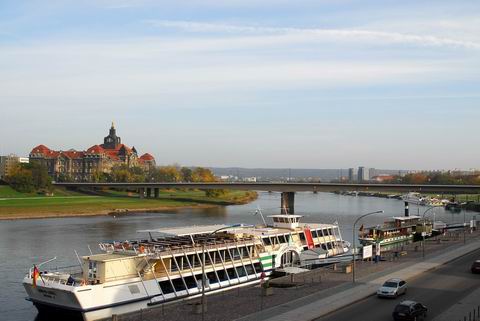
[146,188,152,198]
[139,188,145,199]
[154,188,159,198]
[281,192,295,214]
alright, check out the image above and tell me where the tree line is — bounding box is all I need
[4,163,224,196]
[384,172,480,185]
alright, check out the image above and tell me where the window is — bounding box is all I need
[217,269,228,282]
[263,237,271,246]
[159,281,175,294]
[254,263,262,273]
[245,264,255,275]
[88,261,97,279]
[311,230,318,238]
[278,235,286,243]
[226,268,236,279]
[236,266,247,277]
[172,278,186,292]
[206,272,218,284]
[299,232,306,241]
[184,276,197,289]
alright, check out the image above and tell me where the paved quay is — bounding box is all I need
[434,287,480,321]
[104,231,480,321]
[238,236,480,321]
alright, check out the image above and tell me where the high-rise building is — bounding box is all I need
[348,168,357,182]
[357,166,370,182]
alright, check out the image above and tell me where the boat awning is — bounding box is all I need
[138,224,236,237]
[300,248,328,259]
[276,266,310,274]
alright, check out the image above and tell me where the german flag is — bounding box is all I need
[32,265,40,288]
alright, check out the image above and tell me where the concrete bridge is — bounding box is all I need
[54,182,480,214]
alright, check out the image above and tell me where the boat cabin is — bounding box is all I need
[268,214,303,229]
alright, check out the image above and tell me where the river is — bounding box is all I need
[0,192,475,321]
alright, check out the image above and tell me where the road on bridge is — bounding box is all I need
[315,248,480,321]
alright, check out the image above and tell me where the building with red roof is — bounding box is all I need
[29,124,156,181]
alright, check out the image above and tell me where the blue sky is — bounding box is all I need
[1,0,479,169]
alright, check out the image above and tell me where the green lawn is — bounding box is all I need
[0,186,257,219]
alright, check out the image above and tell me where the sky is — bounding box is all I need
[0,0,479,170]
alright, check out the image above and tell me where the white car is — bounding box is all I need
[377,278,407,298]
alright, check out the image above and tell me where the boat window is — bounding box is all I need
[321,244,327,250]
[263,237,272,246]
[254,263,262,273]
[172,278,187,292]
[299,232,306,241]
[311,230,318,238]
[231,248,240,260]
[217,269,228,282]
[226,268,236,279]
[245,264,255,275]
[184,276,197,289]
[236,266,247,277]
[88,261,97,279]
[159,281,175,294]
[327,228,332,235]
[278,235,286,243]
[206,272,218,284]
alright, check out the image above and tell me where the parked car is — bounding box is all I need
[471,260,480,274]
[377,278,407,298]
[393,300,428,321]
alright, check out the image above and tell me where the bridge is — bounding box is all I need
[54,182,480,214]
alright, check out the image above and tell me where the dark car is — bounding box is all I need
[393,300,427,321]
[471,260,480,274]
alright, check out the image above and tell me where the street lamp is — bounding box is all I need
[352,210,384,283]
[461,202,468,244]
[422,206,435,259]
[200,224,252,321]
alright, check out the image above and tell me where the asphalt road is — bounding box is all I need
[315,248,480,321]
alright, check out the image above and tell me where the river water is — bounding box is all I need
[0,192,475,321]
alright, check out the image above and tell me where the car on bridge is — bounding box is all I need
[392,300,427,321]
[377,278,407,298]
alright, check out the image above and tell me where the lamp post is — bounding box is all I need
[200,224,252,321]
[461,202,468,244]
[422,206,435,259]
[352,210,384,283]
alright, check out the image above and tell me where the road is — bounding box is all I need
[315,248,480,321]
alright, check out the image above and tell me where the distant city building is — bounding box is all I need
[357,166,370,182]
[348,168,357,182]
[29,123,156,181]
[369,168,376,180]
[371,175,395,183]
[0,154,29,180]
[243,177,257,182]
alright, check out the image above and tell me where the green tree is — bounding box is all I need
[180,167,193,182]
[6,164,35,193]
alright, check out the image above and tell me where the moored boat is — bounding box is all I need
[358,216,426,247]
[23,214,349,320]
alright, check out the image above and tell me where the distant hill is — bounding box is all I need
[209,167,408,182]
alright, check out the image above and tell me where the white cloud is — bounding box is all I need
[146,20,480,50]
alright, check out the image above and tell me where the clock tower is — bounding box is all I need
[103,122,121,149]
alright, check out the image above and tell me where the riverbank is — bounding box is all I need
[0,186,258,220]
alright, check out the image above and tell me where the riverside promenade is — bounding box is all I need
[108,230,480,321]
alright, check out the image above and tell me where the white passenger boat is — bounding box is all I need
[23,214,349,320]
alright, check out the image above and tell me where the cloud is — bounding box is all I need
[146,20,480,50]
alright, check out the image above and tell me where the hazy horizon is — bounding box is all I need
[1,1,479,169]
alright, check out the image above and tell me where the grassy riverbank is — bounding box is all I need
[0,186,257,220]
